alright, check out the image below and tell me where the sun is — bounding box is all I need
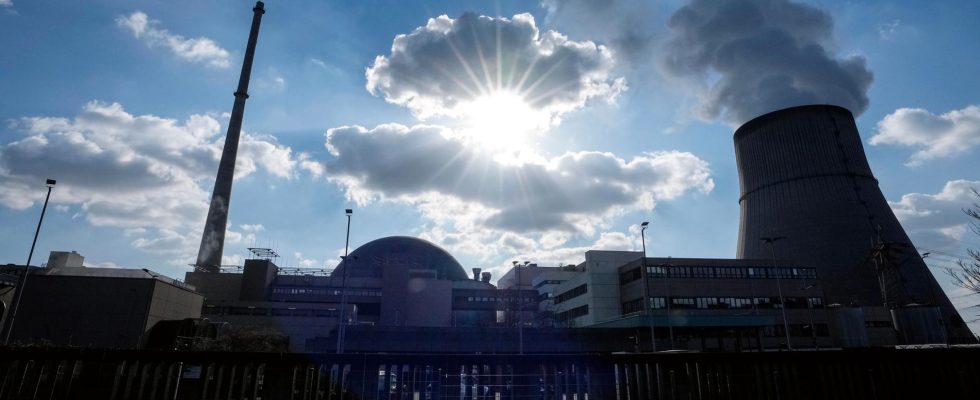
[457,91,548,150]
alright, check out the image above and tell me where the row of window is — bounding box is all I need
[271,287,383,297]
[555,284,588,304]
[646,296,824,310]
[621,266,818,283]
[556,305,589,322]
[534,279,566,289]
[203,305,340,317]
[455,296,535,303]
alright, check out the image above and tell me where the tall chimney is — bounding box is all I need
[472,267,481,281]
[196,2,265,272]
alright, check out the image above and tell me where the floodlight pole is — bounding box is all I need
[513,261,528,355]
[762,236,792,350]
[336,209,352,354]
[640,222,657,352]
[3,179,56,346]
[802,280,818,349]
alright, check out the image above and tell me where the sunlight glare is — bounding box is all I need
[459,91,546,150]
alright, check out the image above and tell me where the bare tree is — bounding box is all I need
[946,189,980,294]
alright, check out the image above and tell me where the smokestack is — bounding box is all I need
[195,2,265,272]
[481,272,491,283]
[472,267,481,281]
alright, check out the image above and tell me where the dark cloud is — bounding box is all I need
[660,0,873,124]
[365,13,624,122]
[542,0,659,68]
[324,124,713,233]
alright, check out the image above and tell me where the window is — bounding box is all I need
[696,297,718,309]
[622,298,643,314]
[556,305,589,322]
[649,297,666,309]
[620,268,642,284]
[556,284,588,304]
[671,297,696,309]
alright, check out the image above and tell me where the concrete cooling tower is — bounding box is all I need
[734,105,972,341]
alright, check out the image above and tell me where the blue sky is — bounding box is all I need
[1,0,979,329]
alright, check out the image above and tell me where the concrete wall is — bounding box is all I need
[185,272,242,301]
[11,276,153,348]
[146,280,204,333]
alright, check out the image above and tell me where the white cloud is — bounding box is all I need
[116,12,231,68]
[869,105,980,166]
[324,123,713,234]
[240,224,265,232]
[0,0,12,8]
[365,13,625,125]
[294,252,320,268]
[255,67,287,93]
[891,180,980,240]
[660,0,873,125]
[878,19,902,40]
[0,101,306,264]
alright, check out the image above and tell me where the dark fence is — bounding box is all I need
[1,348,978,399]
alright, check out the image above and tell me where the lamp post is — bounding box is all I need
[761,236,792,350]
[512,260,529,355]
[640,221,657,352]
[336,208,352,354]
[665,256,674,349]
[802,281,818,349]
[3,178,56,346]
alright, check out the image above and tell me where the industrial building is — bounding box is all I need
[179,104,975,353]
[0,251,204,348]
[2,105,971,353]
[186,242,930,353]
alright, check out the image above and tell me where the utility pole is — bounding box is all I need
[640,222,657,352]
[336,208,352,354]
[761,236,792,350]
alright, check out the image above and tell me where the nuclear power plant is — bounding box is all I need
[1,1,974,358]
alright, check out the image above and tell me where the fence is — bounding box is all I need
[1,348,978,399]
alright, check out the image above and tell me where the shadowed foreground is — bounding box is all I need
[1,347,979,399]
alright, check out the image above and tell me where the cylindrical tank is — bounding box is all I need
[734,105,972,341]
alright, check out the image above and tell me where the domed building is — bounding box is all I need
[333,236,470,281]
[186,236,511,351]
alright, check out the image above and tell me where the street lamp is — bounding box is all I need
[512,260,528,355]
[761,236,792,350]
[3,178,56,346]
[640,221,657,352]
[802,281,818,349]
[336,208,353,354]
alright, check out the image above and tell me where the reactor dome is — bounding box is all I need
[332,236,469,281]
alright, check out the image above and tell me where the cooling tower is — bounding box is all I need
[734,105,972,341]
